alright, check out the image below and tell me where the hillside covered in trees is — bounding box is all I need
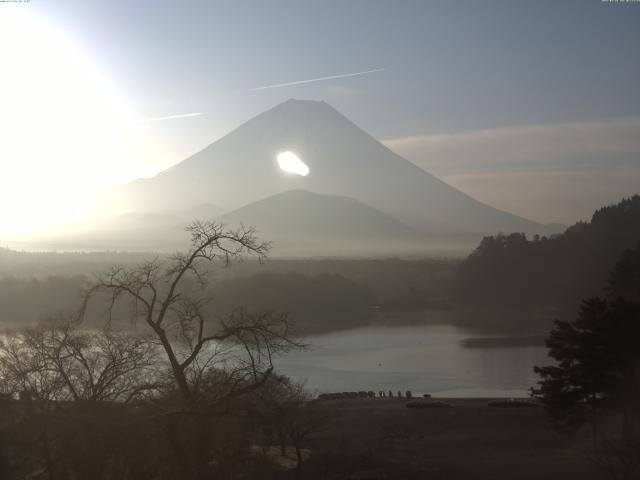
[453,196,640,324]
[0,251,457,333]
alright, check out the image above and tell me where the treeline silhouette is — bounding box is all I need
[0,273,373,333]
[210,272,374,333]
[0,276,84,326]
[453,196,640,326]
[0,249,457,303]
[0,248,148,276]
[0,257,458,332]
[226,258,457,308]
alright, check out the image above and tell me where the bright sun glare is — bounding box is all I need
[277,151,310,177]
[0,9,156,237]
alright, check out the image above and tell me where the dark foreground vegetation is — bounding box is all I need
[532,243,640,480]
[454,196,640,330]
[0,388,603,480]
[295,397,598,480]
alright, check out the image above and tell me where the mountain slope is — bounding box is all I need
[109,99,559,236]
[219,189,444,256]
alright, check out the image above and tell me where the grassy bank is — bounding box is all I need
[301,398,598,479]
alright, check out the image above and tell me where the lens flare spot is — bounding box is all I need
[277,151,309,176]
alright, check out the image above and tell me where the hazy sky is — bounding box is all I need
[1,0,639,234]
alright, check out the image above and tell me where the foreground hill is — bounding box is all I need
[108,99,559,236]
[219,190,475,256]
[453,195,640,320]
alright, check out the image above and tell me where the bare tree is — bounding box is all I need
[0,317,160,404]
[252,375,332,477]
[0,317,162,479]
[76,221,303,479]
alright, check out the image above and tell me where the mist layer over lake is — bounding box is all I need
[275,323,548,398]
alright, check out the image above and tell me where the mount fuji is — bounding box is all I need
[108,99,558,239]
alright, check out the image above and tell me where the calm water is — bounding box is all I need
[275,324,549,398]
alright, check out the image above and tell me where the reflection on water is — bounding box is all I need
[274,324,549,397]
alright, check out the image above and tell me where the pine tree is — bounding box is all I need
[534,245,640,479]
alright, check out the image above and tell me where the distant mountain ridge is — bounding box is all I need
[47,189,478,256]
[108,99,561,237]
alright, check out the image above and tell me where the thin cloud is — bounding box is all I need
[383,117,640,176]
[383,117,640,224]
[142,112,204,122]
[250,68,385,91]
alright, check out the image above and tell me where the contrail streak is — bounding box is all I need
[142,112,204,122]
[250,68,385,91]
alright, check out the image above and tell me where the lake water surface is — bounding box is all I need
[275,324,549,398]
